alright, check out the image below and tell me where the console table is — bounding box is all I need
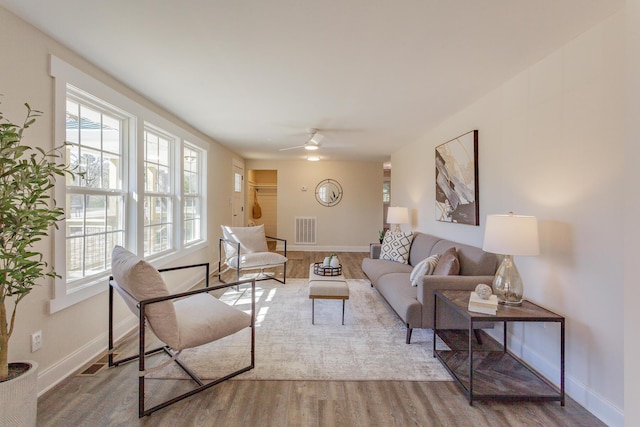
[433,290,565,406]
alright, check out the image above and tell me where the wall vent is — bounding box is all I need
[295,217,317,244]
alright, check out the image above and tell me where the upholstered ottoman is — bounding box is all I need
[308,264,349,325]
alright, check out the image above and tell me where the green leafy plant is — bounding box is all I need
[379,229,386,243]
[0,103,76,381]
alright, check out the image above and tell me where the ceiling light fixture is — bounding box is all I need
[304,144,319,151]
[307,155,320,161]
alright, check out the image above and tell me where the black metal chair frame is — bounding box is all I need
[108,262,255,418]
[218,235,287,285]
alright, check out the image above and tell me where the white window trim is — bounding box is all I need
[50,55,208,313]
[183,142,207,247]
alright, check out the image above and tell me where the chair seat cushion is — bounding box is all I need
[227,252,287,270]
[173,293,252,350]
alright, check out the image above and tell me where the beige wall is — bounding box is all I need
[625,1,640,426]
[246,160,383,250]
[392,10,626,426]
[1,7,241,392]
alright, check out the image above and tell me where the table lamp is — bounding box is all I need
[387,206,409,232]
[482,212,539,305]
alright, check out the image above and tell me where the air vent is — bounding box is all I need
[295,217,317,244]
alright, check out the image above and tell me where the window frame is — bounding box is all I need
[50,55,208,313]
[183,142,206,247]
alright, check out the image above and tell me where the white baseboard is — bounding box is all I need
[488,330,624,427]
[37,316,137,396]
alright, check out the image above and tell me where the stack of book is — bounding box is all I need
[468,291,498,315]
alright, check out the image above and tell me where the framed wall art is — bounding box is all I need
[435,130,479,226]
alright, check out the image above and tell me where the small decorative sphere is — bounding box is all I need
[475,283,492,300]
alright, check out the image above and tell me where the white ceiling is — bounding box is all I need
[1,0,623,162]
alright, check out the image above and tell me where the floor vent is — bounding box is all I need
[77,354,116,376]
[295,216,317,244]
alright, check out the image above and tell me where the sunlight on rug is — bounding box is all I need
[149,279,452,381]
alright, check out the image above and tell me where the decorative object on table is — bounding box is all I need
[330,253,340,268]
[0,103,78,426]
[252,188,262,219]
[380,231,414,264]
[313,262,343,276]
[378,229,387,244]
[474,283,493,300]
[315,178,343,207]
[468,291,498,315]
[482,212,540,305]
[386,206,409,232]
[435,130,479,225]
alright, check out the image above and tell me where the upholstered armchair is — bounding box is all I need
[218,224,287,284]
[108,246,255,417]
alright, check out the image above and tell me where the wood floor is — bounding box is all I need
[37,251,605,426]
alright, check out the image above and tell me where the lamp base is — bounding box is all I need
[492,255,524,306]
[498,299,523,306]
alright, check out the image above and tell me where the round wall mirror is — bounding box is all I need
[315,179,343,207]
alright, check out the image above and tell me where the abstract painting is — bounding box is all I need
[435,130,479,225]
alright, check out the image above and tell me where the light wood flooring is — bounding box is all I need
[37,251,605,426]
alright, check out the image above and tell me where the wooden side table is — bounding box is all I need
[433,290,565,406]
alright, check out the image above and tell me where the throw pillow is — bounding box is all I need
[409,254,441,286]
[433,247,460,276]
[111,246,180,349]
[221,224,269,259]
[380,231,414,264]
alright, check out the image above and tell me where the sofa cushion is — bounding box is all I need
[408,233,441,266]
[433,247,460,276]
[409,254,440,287]
[362,257,413,283]
[380,231,414,264]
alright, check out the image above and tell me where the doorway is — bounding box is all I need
[232,162,244,227]
[247,169,278,249]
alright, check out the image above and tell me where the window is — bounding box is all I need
[383,182,391,203]
[143,128,174,256]
[65,92,127,288]
[183,144,203,245]
[50,55,208,312]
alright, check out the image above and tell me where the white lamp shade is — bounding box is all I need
[483,214,540,256]
[387,206,409,225]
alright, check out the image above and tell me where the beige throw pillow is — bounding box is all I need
[433,247,460,276]
[409,254,441,286]
[111,246,180,349]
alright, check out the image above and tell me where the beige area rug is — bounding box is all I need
[149,279,452,381]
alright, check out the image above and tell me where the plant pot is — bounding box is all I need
[330,257,340,268]
[0,360,38,427]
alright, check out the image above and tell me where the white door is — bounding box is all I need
[232,163,244,226]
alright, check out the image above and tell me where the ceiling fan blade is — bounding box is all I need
[279,145,305,151]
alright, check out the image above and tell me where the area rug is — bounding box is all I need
[150,279,452,381]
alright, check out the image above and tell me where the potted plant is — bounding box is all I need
[0,103,76,426]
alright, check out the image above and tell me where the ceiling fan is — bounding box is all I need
[279,128,325,151]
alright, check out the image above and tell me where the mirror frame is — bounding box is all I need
[315,179,343,207]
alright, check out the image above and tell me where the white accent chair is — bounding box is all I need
[108,245,255,418]
[218,224,288,284]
